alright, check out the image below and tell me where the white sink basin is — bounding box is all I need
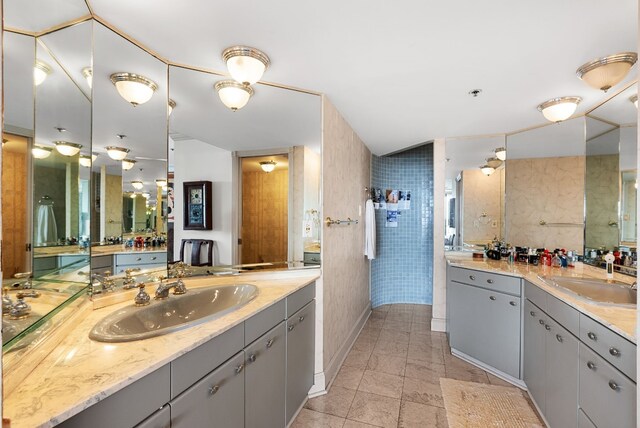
[89,284,259,342]
[543,276,636,307]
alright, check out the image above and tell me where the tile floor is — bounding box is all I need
[292,303,517,428]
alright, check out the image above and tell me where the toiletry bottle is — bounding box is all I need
[551,251,561,267]
[604,253,615,280]
[560,250,568,268]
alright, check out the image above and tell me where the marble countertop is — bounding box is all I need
[90,246,167,256]
[3,269,320,428]
[446,252,636,344]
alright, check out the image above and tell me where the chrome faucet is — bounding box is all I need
[134,283,151,306]
[2,287,13,312]
[631,281,637,290]
[154,276,187,299]
[13,272,33,289]
[9,291,40,319]
[122,268,141,289]
[92,271,115,293]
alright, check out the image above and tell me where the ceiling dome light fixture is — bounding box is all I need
[54,141,82,156]
[122,158,137,170]
[131,181,144,190]
[214,80,254,111]
[32,146,53,159]
[82,67,93,88]
[630,94,638,109]
[260,160,277,173]
[106,146,130,161]
[486,157,502,169]
[34,60,52,86]
[79,155,93,167]
[480,164,495,176]
[110,73,158,106]
[494,147,506,161]
[168,99,176,115]
[156,178,168,187]
[537,96,582,123]
[576,52,638,92]
[222,46,270,85]
[130,192,138,199]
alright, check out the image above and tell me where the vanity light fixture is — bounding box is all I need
[82,67,93,88]
[34,60,52,86]
[131,181,144,190]
[222,46,270,85]
[576,52,637,92]
[630,94,638,109]
[155,178,168,187]
[106,146,130,161]
[79,155,93,167]
[110,73,158,106]
[122,158,137,170]
[32,146,53,159]
[214,80,254,111]
[168,99,176,115]
[480,164,495,176]
[494,147,506,161]
[54,141,82,156]
[486,157,502,169]
[142,192,150,199]
[130,193,138,199]
[537,97,582,123]
[260,160,277,173]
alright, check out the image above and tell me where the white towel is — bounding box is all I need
[35,204,58,246]
[364,199,376,259]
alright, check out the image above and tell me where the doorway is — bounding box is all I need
[240,155,289,264]
[2,133,31,278]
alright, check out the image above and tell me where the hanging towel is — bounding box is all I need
[364,198,376,259]
[35,196,58,246]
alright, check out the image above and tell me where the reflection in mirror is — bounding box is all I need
[506,117,586,252]
[444,136,506,249]
[168,65,321,271]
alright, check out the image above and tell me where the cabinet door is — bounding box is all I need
[449,282,521,378]
[245,321,287,428]
[135,405,170,428]
[523,299,546,413]
[545,317,578,428]
[170,352,245,428]
[286,301,315,424]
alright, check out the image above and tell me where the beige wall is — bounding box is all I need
[585,154,619,249]
[321,97,371,383]
[461,168,503,244]
[506,156,585,251]
[105,174,123,237]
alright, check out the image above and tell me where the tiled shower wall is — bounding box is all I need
[371,144,434,307]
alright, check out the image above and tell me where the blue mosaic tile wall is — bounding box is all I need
[371,144,434,307]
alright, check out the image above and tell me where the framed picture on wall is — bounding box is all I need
[183,181,212,230]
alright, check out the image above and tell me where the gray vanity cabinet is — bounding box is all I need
[523,300,546,413]
[170,351,245,428]
[286,301,316,424]
[245,321,287,428]
[135,405,170,428]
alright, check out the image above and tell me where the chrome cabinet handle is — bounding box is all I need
[539,319,545,325]
[587,332,597,341]
[235,364,244,374]
[299,315,305,322]
[556,334,563,343]
[530,311,536,316]
[136,257,142,261]
[487,279,494,284]
[609,347,621,357]
[248,354,256,363]
[266,338,274,348]
[469,275,476,280]
[209,385,220,395]
[288,324,295,332]
[545,325,551,331]
[152,256,157,260]
[509,301,517,306]
[587,361,596,370]
[489,296,496,301]
[609,380,620,391]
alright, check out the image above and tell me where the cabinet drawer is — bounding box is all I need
[114,263,166,274]
[578,409,596,428]
[171,323,244,399]
[58,364,170,428]
[303,252,321,264]
[449,267,521,296]
[116,252,167,266]
[524,280,548,311]
[287,282,316,317]
[579,343,636,428]
[135,405,170,428]
[579,314,636,380]
[92,254,113,269]
[245,299,285,346]
[546,293,579,337]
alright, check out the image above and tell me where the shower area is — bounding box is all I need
[371,143,434,307]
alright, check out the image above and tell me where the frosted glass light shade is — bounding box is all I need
[537,97,581,123]
[486,157,502,169]
[576,52,637,92]
[155,179,167,187]
[630,94,638,109]
[222,46,270,85]
[495,147,506,161]
[214,80,254,111]
[110,73,158,106]
[82,67,93,88]
[55,141,82,156]
[79,155,92,167]
[32,146,52,159]
[260,160,277,173]
[106,146,130,160]
[480,165,495,176]
[131,181,144,190]
[34,61,51,86]
[122,159,137,170]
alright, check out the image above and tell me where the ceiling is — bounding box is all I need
[86,0,638,155]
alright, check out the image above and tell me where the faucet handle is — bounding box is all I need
[134,283,151,306]
[17,290,41,299]
[13,272,32,279]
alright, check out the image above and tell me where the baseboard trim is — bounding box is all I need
[450,348,526,389]
[525,390,550,428]
[323,303,371,389]
[431,317,447,332]
[308,372,327,397]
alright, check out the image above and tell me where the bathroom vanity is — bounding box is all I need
[446,256,636,428]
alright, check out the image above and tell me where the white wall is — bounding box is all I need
[173,139,233,265]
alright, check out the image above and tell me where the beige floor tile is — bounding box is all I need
[358,370,404,399]
[378,329,410,344]
[364,317,385,330]
[352,335,378,353]
[410,331,445,346]
[333,365,365,390]
[388,304,414,313]
[402,377,445,408]
[444,363,490,384]
[292,408,346,428]
[404,359,446,384]
[373,339,409,357]
[343,349,372,369]
[385,312,413,323]
[305,385,356,418]
[343,420,379,428]
[367,353,407,377]
[370,310,387,321]
[347,391,401,428]
[487,372,516,388]
[407,343,445,365]
[382,318,412,333]
[398,401,448,428]
[412,304,433,314]
[373,304,392,313]
[410,321,432,334]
